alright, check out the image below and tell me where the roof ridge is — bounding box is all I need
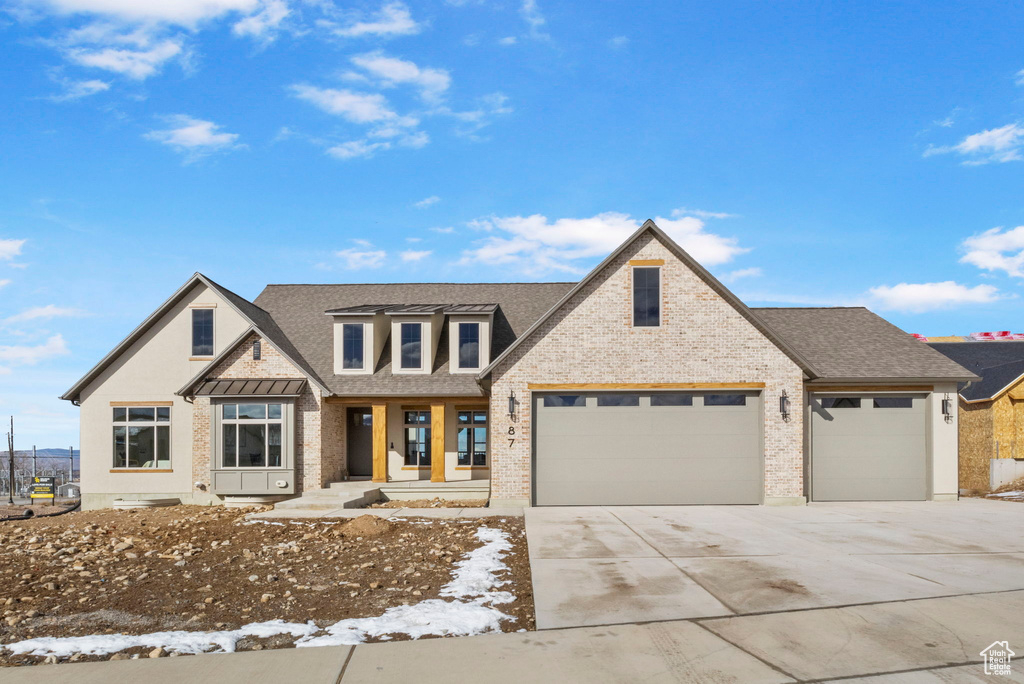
[261,281,578,287]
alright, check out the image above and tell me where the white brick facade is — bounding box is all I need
[488,231,806,505]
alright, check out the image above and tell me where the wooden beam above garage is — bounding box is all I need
[808,385,933,393]
[526,382,766,390]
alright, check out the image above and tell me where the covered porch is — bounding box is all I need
[327,397,491,484]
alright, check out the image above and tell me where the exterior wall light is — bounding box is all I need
[508,390,517,418]
[779,390,791,422]
[942,394,953,423]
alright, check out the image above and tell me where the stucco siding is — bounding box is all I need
[77,283,251,509]
[487,231,806,505]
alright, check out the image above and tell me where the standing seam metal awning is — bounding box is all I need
[194,378,307,396]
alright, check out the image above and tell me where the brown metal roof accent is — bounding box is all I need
[194,378,306,396]
[444,304,499,314]
[324,304,392,315]
[384,304,446,314]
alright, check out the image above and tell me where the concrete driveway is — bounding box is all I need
[525,498,1024,629]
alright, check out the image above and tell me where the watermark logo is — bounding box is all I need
[981,641,1014,676]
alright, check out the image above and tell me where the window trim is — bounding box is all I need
[219,402,285,469]
[456,321,482,370]
[341,322,365,371]
[111,406,171,470]
[632,266,661,328]
[191,307,215,357]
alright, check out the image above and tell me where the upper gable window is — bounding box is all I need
[458,322,480,369]
[342,323,364,370]
[633,267,660,327]
[400,322,422,370]
[192,308,214,356]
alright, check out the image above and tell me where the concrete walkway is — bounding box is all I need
[7,590,1024,682]
[525,499,1024,629]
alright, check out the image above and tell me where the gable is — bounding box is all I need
[488,225,807,382]
[484,221,814,381]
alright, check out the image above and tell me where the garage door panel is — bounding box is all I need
[534,392,762,506]
[811,395,926,502]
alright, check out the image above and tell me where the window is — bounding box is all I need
[342,323,364,370]
[821,397,861,409]
[458,322,480,369]
[192,308,214,356]
[404,410,431,466]
[873,397,913,409]
[633,267,660,327]
[112,406,170,469]
[651,394,694,406]
[542,395,586,407]
[705,394,746,406]
[400,323,422,369]
[597,394,640,407]
[221,403,283,468]
[457,410,487,466]
[253,339,261,361]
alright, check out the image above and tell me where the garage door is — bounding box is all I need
[810,394,926,501]
[533,391,762,505]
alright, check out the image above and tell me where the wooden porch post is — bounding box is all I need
[431,402,445,483]
[372,402,387,483]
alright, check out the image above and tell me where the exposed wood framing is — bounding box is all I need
[372,403,387,483]
[431,402,445,483]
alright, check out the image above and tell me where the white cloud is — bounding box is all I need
[672,207,738,220]
[67,39,183,79]
[335,247,387,269]
[328,2,420,39]
[144,115,242,159]
[290,85,414,125]
[0,334,69,369]
[5,305,85,323]
[460,210,747,276]
[414,195,440,208]
[0,239,26,261]
[326,140,389,159]
[49,78,110,101]
[1016,69,1024,86]
[23,0,261,25]
[960,225,1024,277]
[232,0,289,40]
[607,35,628,48]
[498,36,516,46]
[430,226,455,234]
[868,281,1000,313]
[926,123,1024,165]
[400,249,431,262]
[350,52,451,103]
[723,267,762,282]
[0,280,9,288]
[520,0,547,39]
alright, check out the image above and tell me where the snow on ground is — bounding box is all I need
[989,491,1024,498]
[2,526,516,658]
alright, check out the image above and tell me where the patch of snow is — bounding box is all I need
[988,491,1024,498]
[2,620,319,658]
[2,527,517,658]
[242,520,284,526]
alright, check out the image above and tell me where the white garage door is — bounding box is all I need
[533,391,762,505]
[810,394,927,501]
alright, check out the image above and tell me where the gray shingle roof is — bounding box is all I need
[928,341,1024,401]
[253,283,574,396]
[752,307,978,382]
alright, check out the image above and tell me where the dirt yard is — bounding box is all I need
[0,500,79,521]
[366,498,488,509]
[0,506,533,666]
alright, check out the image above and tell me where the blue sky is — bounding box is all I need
[3,0,1024,447]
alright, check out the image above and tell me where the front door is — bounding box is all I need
[347,407,374,477]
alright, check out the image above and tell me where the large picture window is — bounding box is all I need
[457,322,480,369]
[342,323,364,370]
[457,410,487,467]
[112,407,171,469]
[221,403,283,468]
[400,323,422,369]
[192,308,214,356]
[404,410,431,466]
[632,267,660,327]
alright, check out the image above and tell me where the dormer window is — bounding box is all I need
[458,322,480,369]
[400,322,422,370]
[192,308,214,356]
[633,266,660,327]
[342,323,364,370]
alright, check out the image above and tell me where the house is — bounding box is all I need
[928,340,1024,492]
[61,221,976,509]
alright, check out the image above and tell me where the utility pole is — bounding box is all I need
[69,445,74,483]
[32,444,37,478]
[7,416,14,505]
